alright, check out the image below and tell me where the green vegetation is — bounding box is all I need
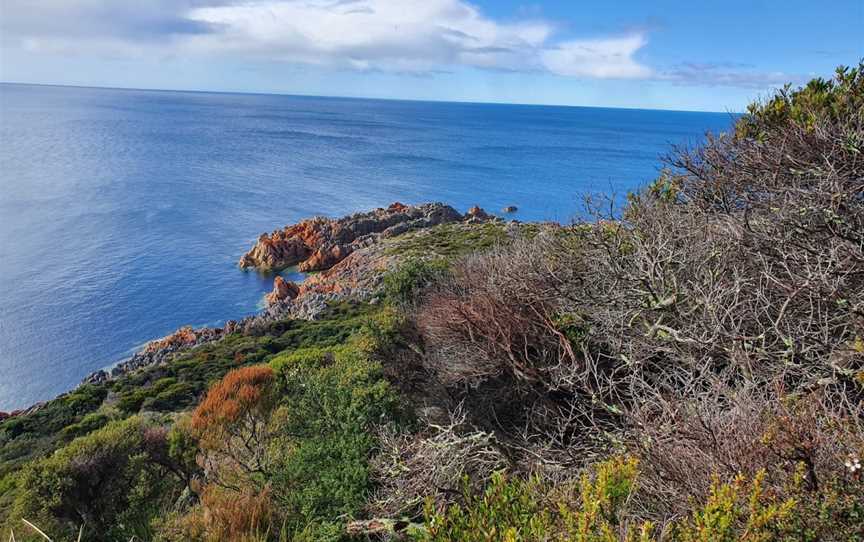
[420,458,863,542]
[383,258,450,305]
[736,61,863,139]
[3,66,863,541]
[419,458,646,542]
[383,221,510,258]
[269,344,402,537]
[11,416,191,541]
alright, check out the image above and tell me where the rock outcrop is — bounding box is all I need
[83,326,223,384]
[265,276,300,305]
[238,202,467,272]
[465,205,492,222]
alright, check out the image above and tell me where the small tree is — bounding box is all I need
[12,416,182,541]
[191,365,277,488]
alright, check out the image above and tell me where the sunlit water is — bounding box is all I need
[0,83,734,409]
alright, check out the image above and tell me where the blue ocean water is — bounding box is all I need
[0,83,734,410]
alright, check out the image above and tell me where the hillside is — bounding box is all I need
[1,64,863,541]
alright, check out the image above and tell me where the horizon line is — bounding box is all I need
[0,80,739,115]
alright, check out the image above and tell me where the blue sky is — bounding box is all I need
[0,0,861,111]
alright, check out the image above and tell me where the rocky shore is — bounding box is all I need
[74,202,497,391]
[238,201,470,271]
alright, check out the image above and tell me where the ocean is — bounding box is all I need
[0,83,734,410]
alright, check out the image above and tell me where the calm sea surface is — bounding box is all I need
[0,83,734,409]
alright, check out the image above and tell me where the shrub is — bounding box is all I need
[267,345,402,537]
[383,258,450,305]
[735,62,863,139]
[10,416,184,541]
[417,457,864,541]
[60,411,112,438]
[368,407,506,517]
[417,234,580,389]
[417,457,648,542]
[157,485,275,542]
[628,387,864,520]
[191,365,277,485]
[673,471,795,542]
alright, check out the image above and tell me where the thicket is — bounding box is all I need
[407,63,864,538]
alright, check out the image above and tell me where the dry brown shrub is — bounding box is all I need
[628,384,864,520]
[418,235,577,388]
[158,485,275,542]
[367,407,506,517]
[416,232,626,468]
[413,80,864,487]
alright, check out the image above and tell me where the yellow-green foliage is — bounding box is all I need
[8,416,185,542]
[736,62,863,140]
[417,457,864,542]
[672,472,795,542]
[560,457,647,542]
[418,457,648,542]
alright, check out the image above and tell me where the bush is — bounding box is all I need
[368,407,506,517]
[156,485,275,542]
[60,411,112,438]
[383,258,450,305]
[629,387,864,519]
[735,62,863,139]
[417,456,864,541]
[191,365,278,486]
[417,457,647,542]
[267,345,402,537]
[10,416,185,541]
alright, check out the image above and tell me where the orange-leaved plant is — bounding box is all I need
[191,365,277,486]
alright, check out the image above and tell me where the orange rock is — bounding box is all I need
[465,205,492,221]
[238,202,463,272]
[265,276,300,305]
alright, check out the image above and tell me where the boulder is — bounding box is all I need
[265,276,300,305]
[465,205,493,222]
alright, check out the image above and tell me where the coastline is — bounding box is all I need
[0,202,510,419]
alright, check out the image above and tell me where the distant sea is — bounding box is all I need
[0,83,734,409]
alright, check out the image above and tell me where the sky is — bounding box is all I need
[0,0,861,112]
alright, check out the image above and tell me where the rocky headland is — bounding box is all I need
[238,201,472,272]
[74,202,500,390]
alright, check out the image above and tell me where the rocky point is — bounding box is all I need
[238,202,465,272]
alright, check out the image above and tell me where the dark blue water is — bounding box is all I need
[0,83,734,409]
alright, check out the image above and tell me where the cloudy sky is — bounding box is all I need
[0,0,861,111]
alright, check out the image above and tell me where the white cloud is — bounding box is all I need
[540,34,653,78]
[1,0,654,80]
[184,0,554,73]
